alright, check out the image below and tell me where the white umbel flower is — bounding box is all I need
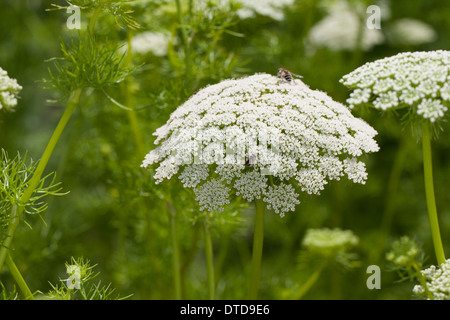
[142,73,379,215]
[413,259,450,300]
[388,18,437,46]
[234,0,295,21]
[340,50,450,122]
[302,228,359,252]
[305,1,384,54]
[194,178,231,212]
[0,67,22,111]
[131,31,169,56]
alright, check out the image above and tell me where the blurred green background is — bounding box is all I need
[1,0,450,299]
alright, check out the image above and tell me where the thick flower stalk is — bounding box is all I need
[0,67,22,111]
[142,73,379,216]
[340,50,449,265]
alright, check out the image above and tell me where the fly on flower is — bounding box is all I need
[277,68,303,83]
[245,154,257,167]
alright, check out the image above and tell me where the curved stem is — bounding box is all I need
[292,261,326,300]
[248,198,265,300]
[412,262,432,300]
[5,253,34,300]
[203,212,215,299]
[0,89,81,274]
[21,88,82,205]
[0,205,19,272]
[422,121,446,265]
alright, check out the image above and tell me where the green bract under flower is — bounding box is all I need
[142,73,379,216]
[0,67,22,111]
[340,50,450,122]
[413,259,450,300]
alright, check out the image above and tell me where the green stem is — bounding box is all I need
[175,0,192,80]
[0,89,81,275]
[21,88,82,204]
[292,261,326,300]
[422,121,446,265]
[248,198,265,300]
[413,262,432,300]
[123,30,145,159]
[373,136,409,262]
[167,201,182,299]
[0,205,19,273]
[5,253,34,300]
[203,212,215,300]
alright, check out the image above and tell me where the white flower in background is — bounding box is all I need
[0,67,22,111]
[305,0,384,54]
[413,259,450,300]
[142,73,379,216]
[130,31,170,56]
[234,0,295,21]
[387,18,437,46]
[341,50,450,122]
[302,228,359,253]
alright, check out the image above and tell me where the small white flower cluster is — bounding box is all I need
[387,18,437,46]
[130,31,170,56]
[302,228,359,252]
[142,73,379,216]
[305,0,384,54]
[413,259,450,300]
[234,0,295,21]
[341,50,450,122]
[0,67,22,111]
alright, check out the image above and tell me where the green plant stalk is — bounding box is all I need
[248,198,265,300]
[175,0,192,80]
[21,88,83,205]
[293,261,326,300]
[167,201,182,299]
[203,213,215,300]
[123,30,145,159]
[5,253,34,300]
[412,262,432,300]
[0,205,18,273]
[422,121,446,265]
[0,89,82,273]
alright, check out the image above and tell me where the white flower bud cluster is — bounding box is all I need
[142,73,379,216]
[413,259,450,300]
[0,67,22,111]
[340,50,450,122]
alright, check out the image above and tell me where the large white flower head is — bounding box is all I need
[142,73,379,216]
[0,67,22,111]
[413,259,450,300]
[340,50,450,122]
